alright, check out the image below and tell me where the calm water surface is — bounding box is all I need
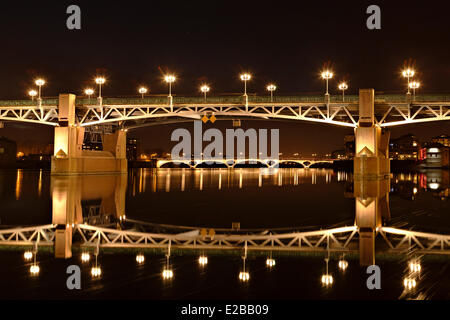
[0,168,449,299]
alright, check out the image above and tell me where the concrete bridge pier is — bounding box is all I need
[354,89,391,266]
[51,94,127,175]
[354,89,390,179]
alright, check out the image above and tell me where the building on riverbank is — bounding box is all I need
[389,134,420,160]
[0,137,16,168]
[422,143,450,168]
[431,134,450,147]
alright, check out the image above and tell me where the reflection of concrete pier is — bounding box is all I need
[354,89,391,266]
[354,178,390,266]
[51,174,127,258]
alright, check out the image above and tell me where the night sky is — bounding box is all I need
[0,0,449,155]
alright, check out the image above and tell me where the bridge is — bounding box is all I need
[1,222,450,260]
[1,89,450,267]
[1,94,450,128]
[0,89,447,176]
[156,158,334,169]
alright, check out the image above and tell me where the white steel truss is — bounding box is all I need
[0,224,56,246]
[0,100,449,128]
[377,103,450,127]
[0,105,58,126]
[1,224,450,255]
[76,103,359,128]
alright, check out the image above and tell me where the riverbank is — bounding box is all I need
[2,159,448,171]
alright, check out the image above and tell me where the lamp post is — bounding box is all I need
[35,79,45,106]
[95,77,106,106]
[266,84,276,102]
[240,73,251,110]
[321,71,333,100]
[164,75,176,110]
[28,90,37,101]
[338,82,348,102]
[200,84,210,102]
[409,81,420,101]
[139,87,148,99]
[84,88,94,102]
[402,69,415,95]
[240,73,251,96]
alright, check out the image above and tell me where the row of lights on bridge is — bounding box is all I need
[26,67,422,103]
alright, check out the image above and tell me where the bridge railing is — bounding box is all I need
[0,99,58,107]
[1,94,450,107]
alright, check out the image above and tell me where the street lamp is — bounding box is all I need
[321,71,333,100]
[267,84,276,102]
[409,81,420,101]
[164,75,176,108]
[338,82,348,102]
[138,87,148,99]
[402,69,415,95]
[95,77,106,106]
[35,79,45,106]
[240,73,251,96]
[240,73,251,110]
[84,88,94,102]
[200,84,210,101]
[28,90,37,101]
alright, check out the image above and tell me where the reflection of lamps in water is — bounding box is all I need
[198,255,208,266]
[409,260,421,273]
[321,235,333,286]
[91,235,102,278]
[91,253,102,277]
[321,273,333,286]
[321,258,333,286]
[30,264,40,275]
[81,252,90,263]
[136,253,145,264]
[429,183,439,190]
[239,242,250,281]
[162,241,174,279]
[162,269,174,279]
[24,250,33,261]
[91,266,102,277]
[29,235,40,276]
[266,258,276,268]
[403,277,417,290]
[338,255,348,271]
[239,271,250,281]
[266,242,276,268]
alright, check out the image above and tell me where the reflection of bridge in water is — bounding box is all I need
[1,171,450,270]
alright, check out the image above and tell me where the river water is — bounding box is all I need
[0,168,449,299]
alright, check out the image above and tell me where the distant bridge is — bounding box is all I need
[0,94,449,128]
[156,158,335,169]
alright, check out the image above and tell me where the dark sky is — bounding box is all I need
[0,0,449,155]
